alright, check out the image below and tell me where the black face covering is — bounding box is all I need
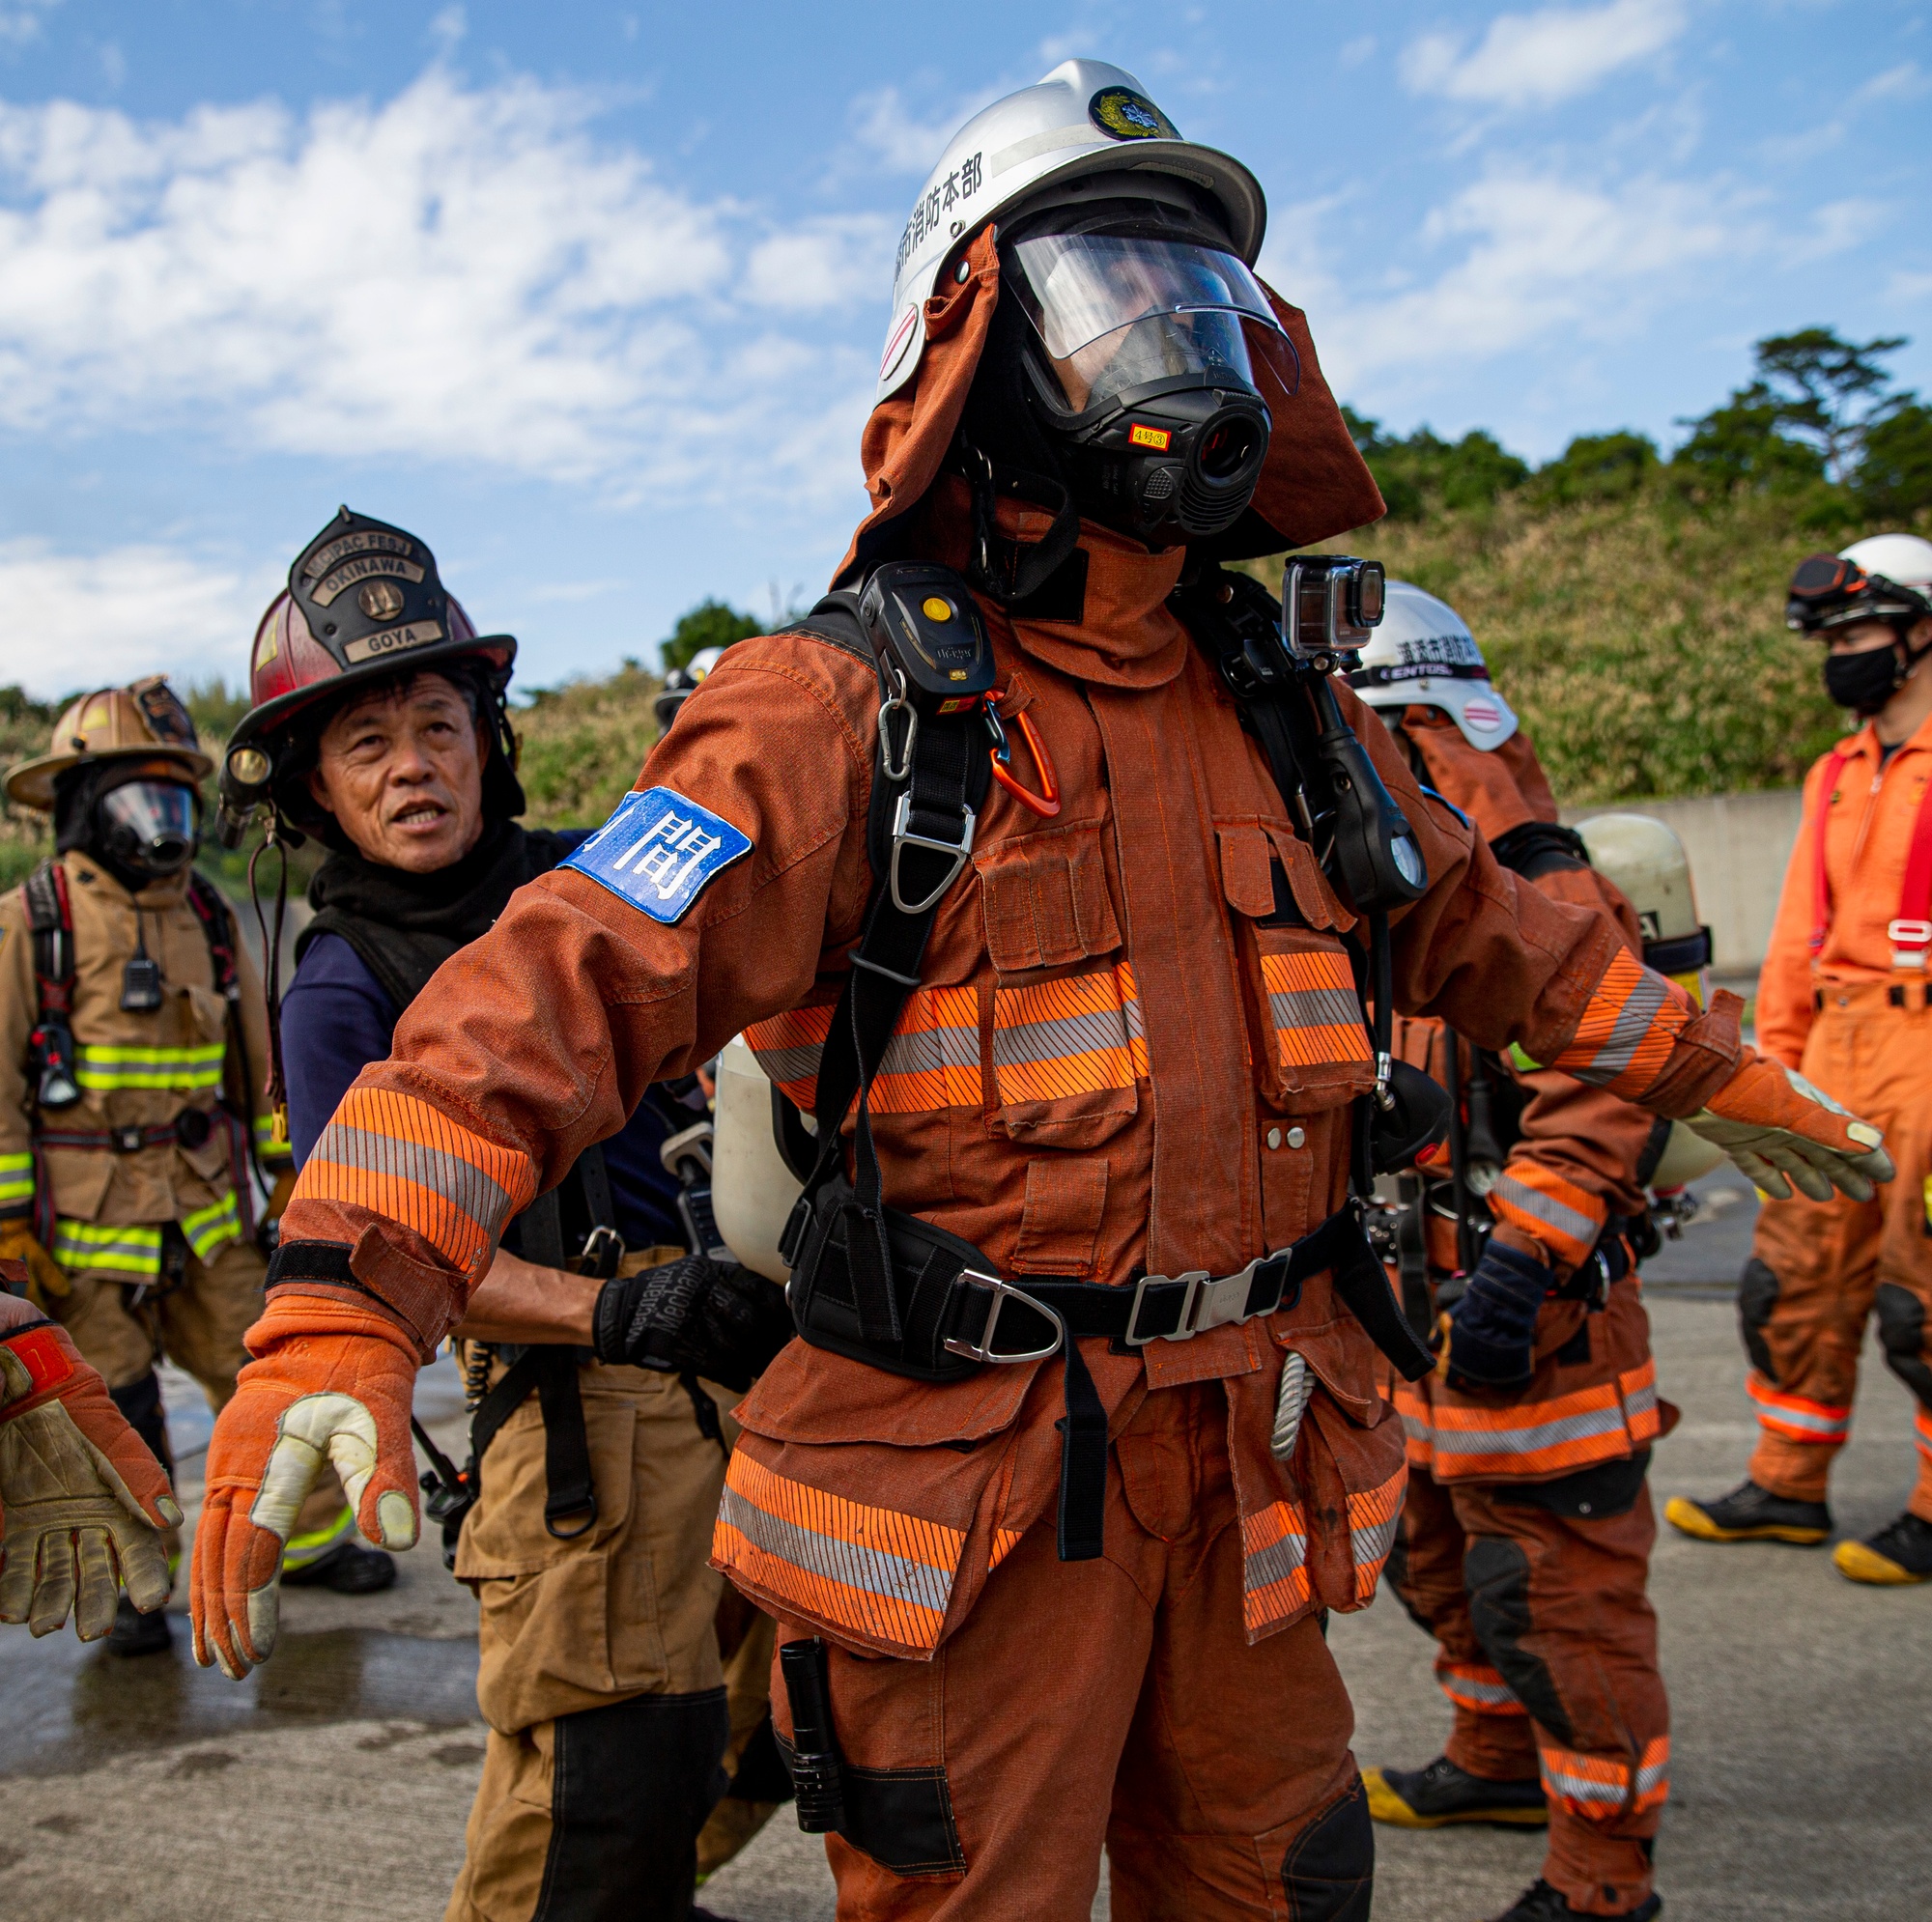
[1823,637,1911,715]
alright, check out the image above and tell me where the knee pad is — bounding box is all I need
[1279,1776,1373,1922]
[1495,1451,1650,1522]
[108,1369,173,1477]
[1738,1258,1781,1380]
[1463,1538,1573,1744]
[1874,1284,1932,1410]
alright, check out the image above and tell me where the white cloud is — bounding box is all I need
[0,540,275,698]
[1402,0,1687,109]
[0,0,60,48]
[1859,61,1930,104]
[1273,170,1756,390]
[848,86,957,175]
[0,68,882,495]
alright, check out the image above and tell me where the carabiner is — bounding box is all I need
[984,690,1060,819]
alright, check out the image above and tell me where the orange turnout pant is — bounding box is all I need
[1389,1464,1667,1917]
[1743,986,1932,1518]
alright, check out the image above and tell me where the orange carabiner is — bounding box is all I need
[986,692,1061,819]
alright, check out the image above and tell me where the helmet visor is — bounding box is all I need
[99,779,200,874]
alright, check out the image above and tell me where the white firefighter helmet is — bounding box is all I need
[875,58,1266,404]
[1344,580,1519,750]
[1839,532,1932,593]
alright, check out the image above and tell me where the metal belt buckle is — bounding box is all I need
[1125,1256,1280,1345]
[1889,918,1931,968]
[1124,1268,1207,1345]
[110,1125,144,1153]
[889,792,976,915]
[944,1269,1064,1365]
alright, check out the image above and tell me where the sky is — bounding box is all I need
[0,0,1925,699]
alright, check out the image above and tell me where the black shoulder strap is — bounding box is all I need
[22,860,72,1017]
[185,874,240,1000]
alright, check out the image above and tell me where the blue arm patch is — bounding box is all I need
[559,787,753,923]
[1417,784,1472,831]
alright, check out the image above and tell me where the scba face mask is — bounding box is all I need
[97,779,201,879]
[1005,229,1287,542]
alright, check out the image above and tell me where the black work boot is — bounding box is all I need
[281,1541,398,1593]
[1833,1511,1932,1584]
[1491,1880,1661,1921]
[1363,1755,1547,1828]
[105,1594,174,1657]
[1663,1479,1830,1545]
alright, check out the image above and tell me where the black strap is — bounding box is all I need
[467,1346,599,1540]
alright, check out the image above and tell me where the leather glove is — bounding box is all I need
[0,1217,71,1309]
[592,1254,794,1394]
[1684,1050,1894,1202]
[190,1290,419,1679]
[0,1297,179,1639]
[1444,1241,1554,1392]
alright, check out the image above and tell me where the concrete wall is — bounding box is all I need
[1562,788,1804,974]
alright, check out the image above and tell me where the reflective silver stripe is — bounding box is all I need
[1747,1380,1849,1437]
[716,1484,955,1619]
[750,1040,823,1088]
[1489,1173,1602,1251]
[1245,1525,1307,1597]
[1623,1377,1660,1421]
[1429,1401,1626,1458]
[990,1003,1129,1068]
[879,1020,978,1080]
[308,1119,515,1239]
[1441,1671,1520,1709]
[1122,986,1146,1049]
[1541,1762,1627,1807]
[1351,1511,1400,1569]
[1635,1753,1669,1800]
[1267,986,1364,1032]
[1569,970,1667,1086]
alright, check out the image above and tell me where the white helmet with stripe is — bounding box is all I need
[1343,579,1518,750]
[874,58,1266,404]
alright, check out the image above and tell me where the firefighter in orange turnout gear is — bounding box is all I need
[189,64,1889,1922]
[1668,534,1932,1584]
[1348,586,1677,1922]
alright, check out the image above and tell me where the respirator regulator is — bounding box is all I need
[1005,218,1285,543]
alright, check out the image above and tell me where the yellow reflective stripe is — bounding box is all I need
[182,1192,242,1260]
[74,1042,225,1092]
[281,1504,355,1569]
[0,1151,33,1205]
[53,1219,163,1277]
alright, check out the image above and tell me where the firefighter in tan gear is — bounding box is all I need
[1344,586,1684,1922]
[1669,534,1932,1584]
[189,63,1890,1922]
[0,679,392,1653]
[223,508,784,1921]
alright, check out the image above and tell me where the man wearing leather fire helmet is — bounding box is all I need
[1668,534,1932,1589]
[193,60,1892,1922]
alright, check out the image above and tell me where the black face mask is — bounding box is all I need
[1823,639,1908,715]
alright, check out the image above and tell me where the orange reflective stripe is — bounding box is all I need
[1348,1465,1406,1602]
[1422,1378,1635,1481]
[1261,949,1374,1068]
[1551,948,1690,1101]
[1621,1359,1662,1446]
[1393,1376,1434,1468]
[1747,1371,1850,1444]
[1916,1407,1932,1461]
[991,963,1146,1106]
[1436,1657,1525,1716]
[1487,1163,1606,1271]
[1240,1497,1310,1633]
[871,985,981,1113]
[744,1003,835,1112]
[297,1087,535,1274]
[1540,1736,1669,1820]
[712,1451,963,1655]
[989,1527,1025,1572]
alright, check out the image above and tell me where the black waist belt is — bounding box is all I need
[37,1110,213,1154]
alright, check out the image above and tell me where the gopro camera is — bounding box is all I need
[1282,556,1386,662]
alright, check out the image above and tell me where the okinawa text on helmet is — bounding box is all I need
[1344,580,1520,749]
[219,507,521,846]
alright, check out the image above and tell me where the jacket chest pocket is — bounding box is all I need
[976,819,1139,1147]
[1217,821,1377,1115]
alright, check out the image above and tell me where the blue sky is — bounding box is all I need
[0,0,1925,698]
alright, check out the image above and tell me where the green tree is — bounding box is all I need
[660,598,762,672]
[1855,396,1932,520]
[1535,431,1659,505]
[1342,408,1529,520]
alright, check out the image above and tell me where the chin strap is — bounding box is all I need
[956,435,1082,606]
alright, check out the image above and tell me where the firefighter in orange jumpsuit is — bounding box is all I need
[1346,585,1676,1921]
[1669,534,1932,1585]
[186,63,1889,1922]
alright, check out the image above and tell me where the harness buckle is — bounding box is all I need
[1125,1255,1287,1345]
[1889,919,1932,968]
[889,791,976,915]
[110,1125,144,1153]
[943,1270,1065,1365]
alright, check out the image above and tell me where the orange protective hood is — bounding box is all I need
[834,224,1386,587]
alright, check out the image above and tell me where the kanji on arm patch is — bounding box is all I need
[560,787,753,924]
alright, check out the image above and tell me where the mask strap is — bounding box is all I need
[956,434,1082,607]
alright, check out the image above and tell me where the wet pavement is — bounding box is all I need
[4,1173,1930,1919]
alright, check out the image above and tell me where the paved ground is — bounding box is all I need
[4,1170,1929,1919]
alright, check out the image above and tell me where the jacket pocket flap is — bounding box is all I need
[976,821,1122,975]
[1267,830,1352,933]
[735,1340,1040,1448]
[1215,823,1277,919]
